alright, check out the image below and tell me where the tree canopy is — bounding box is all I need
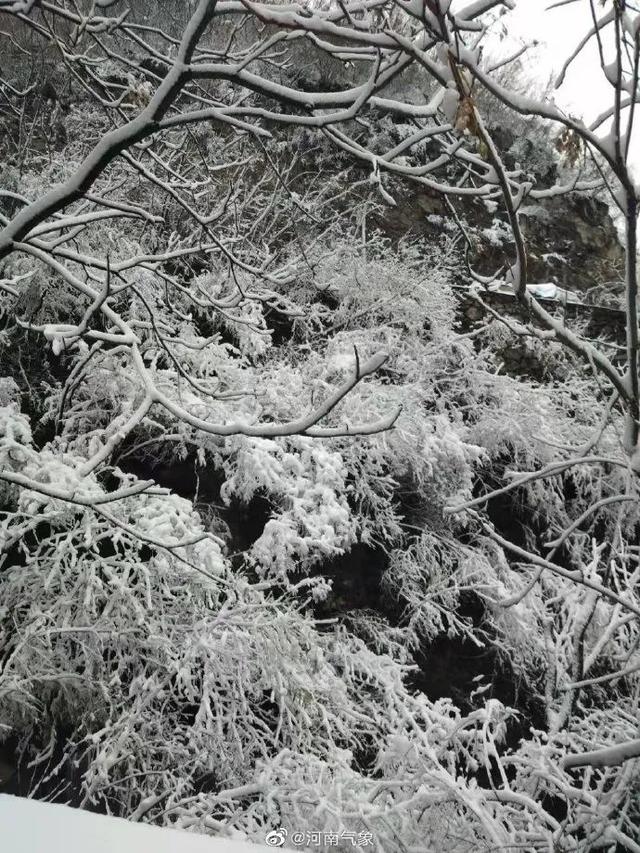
[1,1,640,850]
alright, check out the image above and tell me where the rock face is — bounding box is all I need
[373,118,623,304]
[373,156,626,387]
[520,195,623,294]
[377,186,623,294]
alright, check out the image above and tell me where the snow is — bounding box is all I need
[0,795,270,853]
[526,282,558,300]
[491,281,583,306]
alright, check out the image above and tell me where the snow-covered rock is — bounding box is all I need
[526,282,558,299]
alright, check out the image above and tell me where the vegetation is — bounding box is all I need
[1,1,640,850]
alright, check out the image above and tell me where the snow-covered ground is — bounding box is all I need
[0,795,271,853]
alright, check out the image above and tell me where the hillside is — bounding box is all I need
[1,2,640,852]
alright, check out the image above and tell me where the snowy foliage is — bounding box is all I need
[1,1,640,851]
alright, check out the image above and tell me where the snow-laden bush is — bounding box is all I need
[2,2,640,847]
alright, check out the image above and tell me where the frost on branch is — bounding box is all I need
[1,0,640,848]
